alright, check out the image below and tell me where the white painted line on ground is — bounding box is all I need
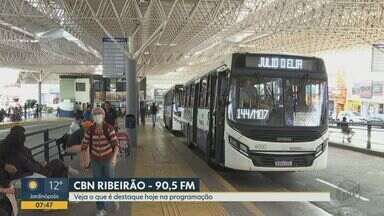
[316,178,370,202]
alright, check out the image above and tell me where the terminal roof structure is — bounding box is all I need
[0,0,383,77]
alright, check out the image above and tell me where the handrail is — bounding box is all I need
[29,139,56,151]
[25,124,69,137]
[328,120,384,149]
[329,120,384,128]
[26,123,70,161]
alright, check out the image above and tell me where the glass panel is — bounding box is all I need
[284,79,325,127]
[229,75,326,127]
[229,77,284,127]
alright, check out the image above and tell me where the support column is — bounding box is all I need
[89,75,95,107]
[38,70,42,106]
[38,80,42,106]
[37,80,42,119]
[126,58,137,146]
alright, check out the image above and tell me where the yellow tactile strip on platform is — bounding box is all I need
[130,127,263,216]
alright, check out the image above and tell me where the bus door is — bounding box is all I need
[170,91,174,129]
[213,71,228,165]
[207,74,216,163]
[192,82,200,145]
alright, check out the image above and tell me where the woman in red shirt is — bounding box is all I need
[81,107,119,216]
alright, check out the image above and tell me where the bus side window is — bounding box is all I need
[211,75,217,108]
[200,77,208,108]
[185,86,189,107]
[207,76,211,108]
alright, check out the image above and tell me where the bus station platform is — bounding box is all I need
[10,119,384,216]
[68,124,263,216]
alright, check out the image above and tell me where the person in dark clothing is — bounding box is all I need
[34,104,39,119]
[0,109,5,122]
[24,103,27,120]
[0,158,17,187]
[340,117,355,143]
[83,105,92,121]
[104,101,118,129]
[1,126,68,179]
[150,102,158,127]
[0,158,16,216]
[139,101,146,126]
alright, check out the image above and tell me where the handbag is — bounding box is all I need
[117,131,129,158]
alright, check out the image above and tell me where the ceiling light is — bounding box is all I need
[155,43,177,46]
[175,67,185,72]
[225,31,254,43]
[192,41,220,56]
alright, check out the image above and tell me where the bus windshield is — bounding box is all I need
[228,76,327,127]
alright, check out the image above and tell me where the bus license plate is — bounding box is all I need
[275,160,292,167]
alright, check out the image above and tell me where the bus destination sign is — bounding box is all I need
[245,56,316,71]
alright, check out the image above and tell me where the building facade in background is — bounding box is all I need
[350,80,384,117]
[321,44,384,118]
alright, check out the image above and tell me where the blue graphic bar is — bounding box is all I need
[69,178,200,192]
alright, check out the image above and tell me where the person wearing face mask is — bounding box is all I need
[81,107,120,216]
[0,126,69,179]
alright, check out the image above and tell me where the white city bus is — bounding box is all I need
[176,53,328,171]
[163,85,184,132]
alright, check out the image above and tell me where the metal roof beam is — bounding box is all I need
[84,0,131,58]
[109,0,125,37]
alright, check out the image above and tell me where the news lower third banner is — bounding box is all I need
[21,178,68,210]
[21,178,330,207]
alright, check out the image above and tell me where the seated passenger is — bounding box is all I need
[66,120,93,154]
[0,156,17,188]
[68,115,81,135]
[0,155,17,216]
[1,126,68,179]
[0,184,16,216]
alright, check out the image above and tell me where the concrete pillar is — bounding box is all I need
[38,80,42,118]
[38,80,42,106]
[89,75,95,107]
[126,58,137,146]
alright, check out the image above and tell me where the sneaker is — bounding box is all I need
[68,165,80,176]
[96,209,107,216]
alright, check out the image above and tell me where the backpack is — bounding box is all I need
[40,159,68,177]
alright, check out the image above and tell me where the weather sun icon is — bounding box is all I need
[28,180,38,191]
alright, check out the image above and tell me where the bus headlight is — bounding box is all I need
[315,144,323,153]
[229,136,249,156]
[315,139,328,158]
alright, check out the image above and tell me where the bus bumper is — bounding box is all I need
[225,143,328,172]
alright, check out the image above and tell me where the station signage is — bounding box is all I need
[245,56,316,71]
[103,37,127,78]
